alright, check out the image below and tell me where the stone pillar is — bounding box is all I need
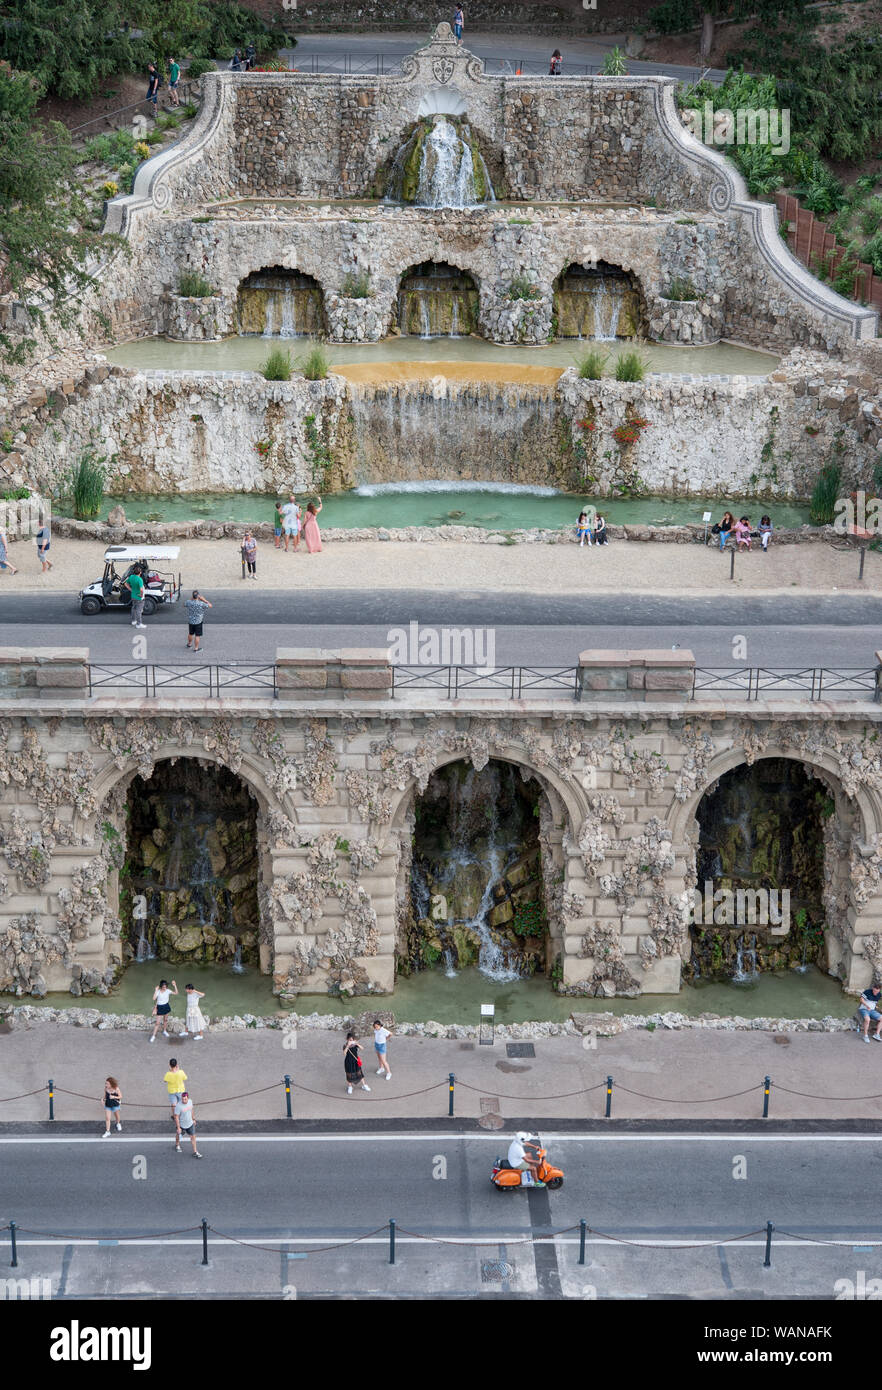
[577,649,695,703]
[275,648,392,701]
[0,647,91,701]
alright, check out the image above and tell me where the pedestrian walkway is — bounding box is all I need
[0,1016,876,1125]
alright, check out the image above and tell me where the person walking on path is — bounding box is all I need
[101,1077,123,1137]
[230,49,243,72]
[173,1091,203,1157]
[453,5,464,44]
[182,984,207,1040]
[241,531,258,580]
[281,495,301,552]
[149,978,179,1041]
[273,499,284,549]
[167,56,180,105]
[125,567,146,628]
[343,1033,371,1095]
[549,49,563,74]
[185,590,212,651]
[245,42,256,69]
[303,498,323,554]
[146,63,160,116]
[858,982,882,1042]
[0,525,17,575]
[372,1020,392,1080]
[35,519,52,571]
[164,1058,188,1119]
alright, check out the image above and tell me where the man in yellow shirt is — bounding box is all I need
[163,1059,187,1121]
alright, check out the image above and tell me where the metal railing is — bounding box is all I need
[288,53,722,84]
[692,667,878,701]
[88,662,277,699]
[69,81,202,142]
[390,664,580,700]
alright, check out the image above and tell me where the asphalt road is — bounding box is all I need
[3,1133,881,1240]
[1,594,880,667]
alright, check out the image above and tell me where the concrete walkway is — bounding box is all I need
[1,1017,878,1126]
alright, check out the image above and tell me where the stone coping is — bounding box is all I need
[124,366,770,386]
[0,1003,858,1038]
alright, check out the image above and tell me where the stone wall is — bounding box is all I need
[3,651,882,1001]
[18,355,880,502]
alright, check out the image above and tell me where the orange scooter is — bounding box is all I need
[491,1133,564,1191]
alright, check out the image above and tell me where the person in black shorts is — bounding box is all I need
[185,589,212,652]
[146,63,160,116]
[343,1033,371,1095]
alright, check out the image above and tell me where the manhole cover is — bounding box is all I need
[481,1259,514,1283]
[506,1043,536,1058]
[459,1042,476,1051]
[480,1095,501,1113]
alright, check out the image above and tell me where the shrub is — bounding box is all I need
[507,272,541,301]
[612,415,650,446]
[187,58,218,80]
[261,347,292,381]
[575,347,609,379]
[83,130,135,167]
[663,276,698,301]
[298,341,330,380]
[116,162,134,192]
[614,349,649,382]
[103,180,119,199]
[177,271,214,298]
[68,449,107,520]
[601,46,627,75]
[181,101,199,120]
[340,269,372,298]
[134,141,151,161]
[809,461,842,525]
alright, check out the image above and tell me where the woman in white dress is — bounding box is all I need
[182,983,207,1040]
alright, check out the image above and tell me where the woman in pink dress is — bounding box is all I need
[303,498,323,553]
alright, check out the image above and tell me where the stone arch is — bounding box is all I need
[552,259,648,339]
[236,264,326,336]
[394,259,480,336]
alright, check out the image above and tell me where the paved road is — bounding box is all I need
[1,594,880,668]
[2,1134,880,1297]
[278,33,725,84]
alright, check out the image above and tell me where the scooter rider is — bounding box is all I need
[508,1131,542,1182]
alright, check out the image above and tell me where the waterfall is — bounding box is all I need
[386,116,495,208]
[134,920,155,962]
[231,943,245,974]
[592,278,625,341]
[554,268,639,339]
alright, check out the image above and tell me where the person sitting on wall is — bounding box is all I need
[734,515,752,551]
[576,510,592,547]
[594,513,608,545]
[858,981,882,1043]
[758,515,773,551]
[711,510,735,550]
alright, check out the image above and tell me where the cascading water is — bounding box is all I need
[237,268,324,337]
[554,264,642,340]
[386,115,495,209]
[396,262,478,338]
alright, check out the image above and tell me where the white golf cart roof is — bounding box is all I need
[103,546,181,562]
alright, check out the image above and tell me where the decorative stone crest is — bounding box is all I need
[432,58,455,84]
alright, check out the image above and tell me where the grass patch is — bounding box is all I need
[66,449,107,520]
[575,347,609,380]
[340,269,372,298]
[260,347,293,381]
[177,271,215,298]
[297,341,331,380]
[809,461,842,525]
[507,272,541,301]
[663,277,699,301]
[507,217,533,226]
[614,349,650,382]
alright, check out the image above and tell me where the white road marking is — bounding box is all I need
[10,1237,882,1248]
[0,1132,879,1145]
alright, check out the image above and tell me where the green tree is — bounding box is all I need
[137,0,209,62]
[0,0,143,99]
[0,62,117,368]
[648,0,810,62]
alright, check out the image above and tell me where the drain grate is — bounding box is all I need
[505,1043,536,1058]
[480,1095,501,1113]
[459,1042,476,1051]
[481,1259,514,1283]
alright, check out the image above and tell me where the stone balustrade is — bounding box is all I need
[276,647,394,700]
[578,649,695,702]
[0,647,91,700]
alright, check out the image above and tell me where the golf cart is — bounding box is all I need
[78,546,182,617]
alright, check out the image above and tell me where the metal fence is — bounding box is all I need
[88,662,277,698]
[288,53,720,84]
[391,664,580,700]
[692,667,878,701]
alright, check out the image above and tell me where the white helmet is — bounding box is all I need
[516,1131,531,1142]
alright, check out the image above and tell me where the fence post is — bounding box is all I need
[9,1221,17,1268]
[389,1218,396,1266]
[763,1220,774,1268]
[284,1074,292,1120]
[605,1076,613,1118]
[578,1218,587,1266]
[762,1075,771,1119]
[448,1073,455,1117]
[48,1079,54,1121]
[201,1218,209,1266]
[729,548,735,581]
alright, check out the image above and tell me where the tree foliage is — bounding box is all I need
[0,0,144,100]
[0,62,117,367]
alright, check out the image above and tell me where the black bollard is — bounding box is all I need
[284,1074,292,1120]
[763,1221,774,1268]
[201,1218,209,1266]
[729,548,735,581]
[9,1220,17,1269]
[578,1218,587,1266]
[48,1079,54,1121]
[448,1073,455,1118]
[762,1075,771,1119]
[605,1076,613,1118]
[389,1218,396,1266]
